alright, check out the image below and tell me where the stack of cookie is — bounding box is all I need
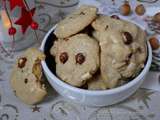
[51,5,147,90]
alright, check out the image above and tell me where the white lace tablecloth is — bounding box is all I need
[1,0,160,120]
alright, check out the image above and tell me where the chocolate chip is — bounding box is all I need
[125,53,132,64]
[128,53,132,59]
[111,15,120,19]
[64,38,69,41]
[24,78,28,84]
[105,25,108,30]
[122,32,133,45]
[80,12,85,15]
[59,52,68,64]
[76,53,85,64]
[18,57,27,68]
[137,47,142,53]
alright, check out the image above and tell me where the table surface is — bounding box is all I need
[0,0,160,120]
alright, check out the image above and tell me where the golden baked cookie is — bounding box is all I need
[54,5,97,38]
[93,27,147,88]
[50,34,100,87]
[10,48,47,105]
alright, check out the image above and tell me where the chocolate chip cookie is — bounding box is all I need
[10,48,47,105]
[54,5,97,38]
[93,28,147,88]
[50,34,99,87]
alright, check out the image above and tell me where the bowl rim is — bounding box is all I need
[40,25,152,95]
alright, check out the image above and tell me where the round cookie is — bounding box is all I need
[50,34,100,87]
[54,5,97,38]
[93,28,147,88]
[10,48,47,105]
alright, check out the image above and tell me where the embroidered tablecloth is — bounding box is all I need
[0,0,160,120]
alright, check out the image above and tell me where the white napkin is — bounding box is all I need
[79,0,160,92]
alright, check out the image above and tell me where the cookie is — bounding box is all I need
[87,73,107,90]
[93,28,147,88]
[10,48,47,105]
[92,15,138,39]
[50,34,99,87]
[54,5,97,38]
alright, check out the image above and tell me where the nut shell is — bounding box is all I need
[135,4,145,16]
[153,12,160,22]
[149,37,159,50]
[120,3,131,16]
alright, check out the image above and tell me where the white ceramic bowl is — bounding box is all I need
[40,26,152,107]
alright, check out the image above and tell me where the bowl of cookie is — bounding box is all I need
[40,5,152,106]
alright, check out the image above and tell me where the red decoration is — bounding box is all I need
[0,0,39,56]
[31,21,39,30]
[9,0,25,11]
[15,7,36,34]
[8,27,17,35]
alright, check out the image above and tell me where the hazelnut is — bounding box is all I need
[18,57,27,68]
[122,32,133,44]
[153,12,160,22]
[59,52,68,64]
[135,4,146,16]
[111,15,120,20]
[149,37,159,50]
[120,2,131,16]
[75,53,85,64]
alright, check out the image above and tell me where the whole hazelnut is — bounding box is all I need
[149,37,159,50]
[120,2,131,16]
[135,4,146,16]
[153,12,160,23]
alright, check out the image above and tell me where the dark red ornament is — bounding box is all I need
[31,21,39,30]
[8,27,17,35]
[9,0,25,11]
[15,7,36,34]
